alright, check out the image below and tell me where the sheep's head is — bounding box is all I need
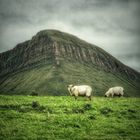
[67,84,74,96]
[105,91,109,97]
[68,84,74,88]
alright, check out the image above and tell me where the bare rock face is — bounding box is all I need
[0,30,140,95]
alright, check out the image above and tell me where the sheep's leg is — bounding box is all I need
[111,93,114,98]
[88,96,91,101]
[120,94,124,97]
[74,95,78,100]
[74,91,79,100]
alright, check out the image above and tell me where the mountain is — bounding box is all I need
[0,30,140,96]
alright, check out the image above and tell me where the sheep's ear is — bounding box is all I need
[68,84,74,88]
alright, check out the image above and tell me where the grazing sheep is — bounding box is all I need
[68,84,92,100]
[105,86,124,97]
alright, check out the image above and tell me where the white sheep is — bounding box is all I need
[67,84,92,100]
[105,86,124,97]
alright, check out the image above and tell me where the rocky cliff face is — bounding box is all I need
[1,30,140,82]
[0,30,140,95]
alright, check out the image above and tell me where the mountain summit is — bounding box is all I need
[0,30,140,96]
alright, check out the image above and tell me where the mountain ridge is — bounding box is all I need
[0,30,140,96]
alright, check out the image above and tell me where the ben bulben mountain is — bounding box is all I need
[0,30,140,96]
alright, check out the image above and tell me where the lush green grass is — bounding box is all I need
[0,95,140,140]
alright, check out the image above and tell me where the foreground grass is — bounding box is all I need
[0,95,140,140]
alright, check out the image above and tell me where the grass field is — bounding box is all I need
[0,95,140,140]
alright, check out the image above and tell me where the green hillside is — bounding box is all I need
[0,60,139,96]
[0,95,140,140]
[0,30,140,96]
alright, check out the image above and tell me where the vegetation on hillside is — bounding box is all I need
[0,95,140,140]
[0,60,139,96]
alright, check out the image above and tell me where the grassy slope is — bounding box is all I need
[0,95,140,140]
[0,60,139,96]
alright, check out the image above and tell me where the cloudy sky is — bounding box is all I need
[0,0,140,72]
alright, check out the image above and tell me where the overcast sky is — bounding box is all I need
[0,0,140,72]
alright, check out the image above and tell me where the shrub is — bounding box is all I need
[32,101,40,108]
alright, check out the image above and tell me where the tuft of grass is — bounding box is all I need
[100,107,113,116]
[88,114,96,120]
[72,108,85,114]
[127,109,137,113]
[83,103,92,110]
